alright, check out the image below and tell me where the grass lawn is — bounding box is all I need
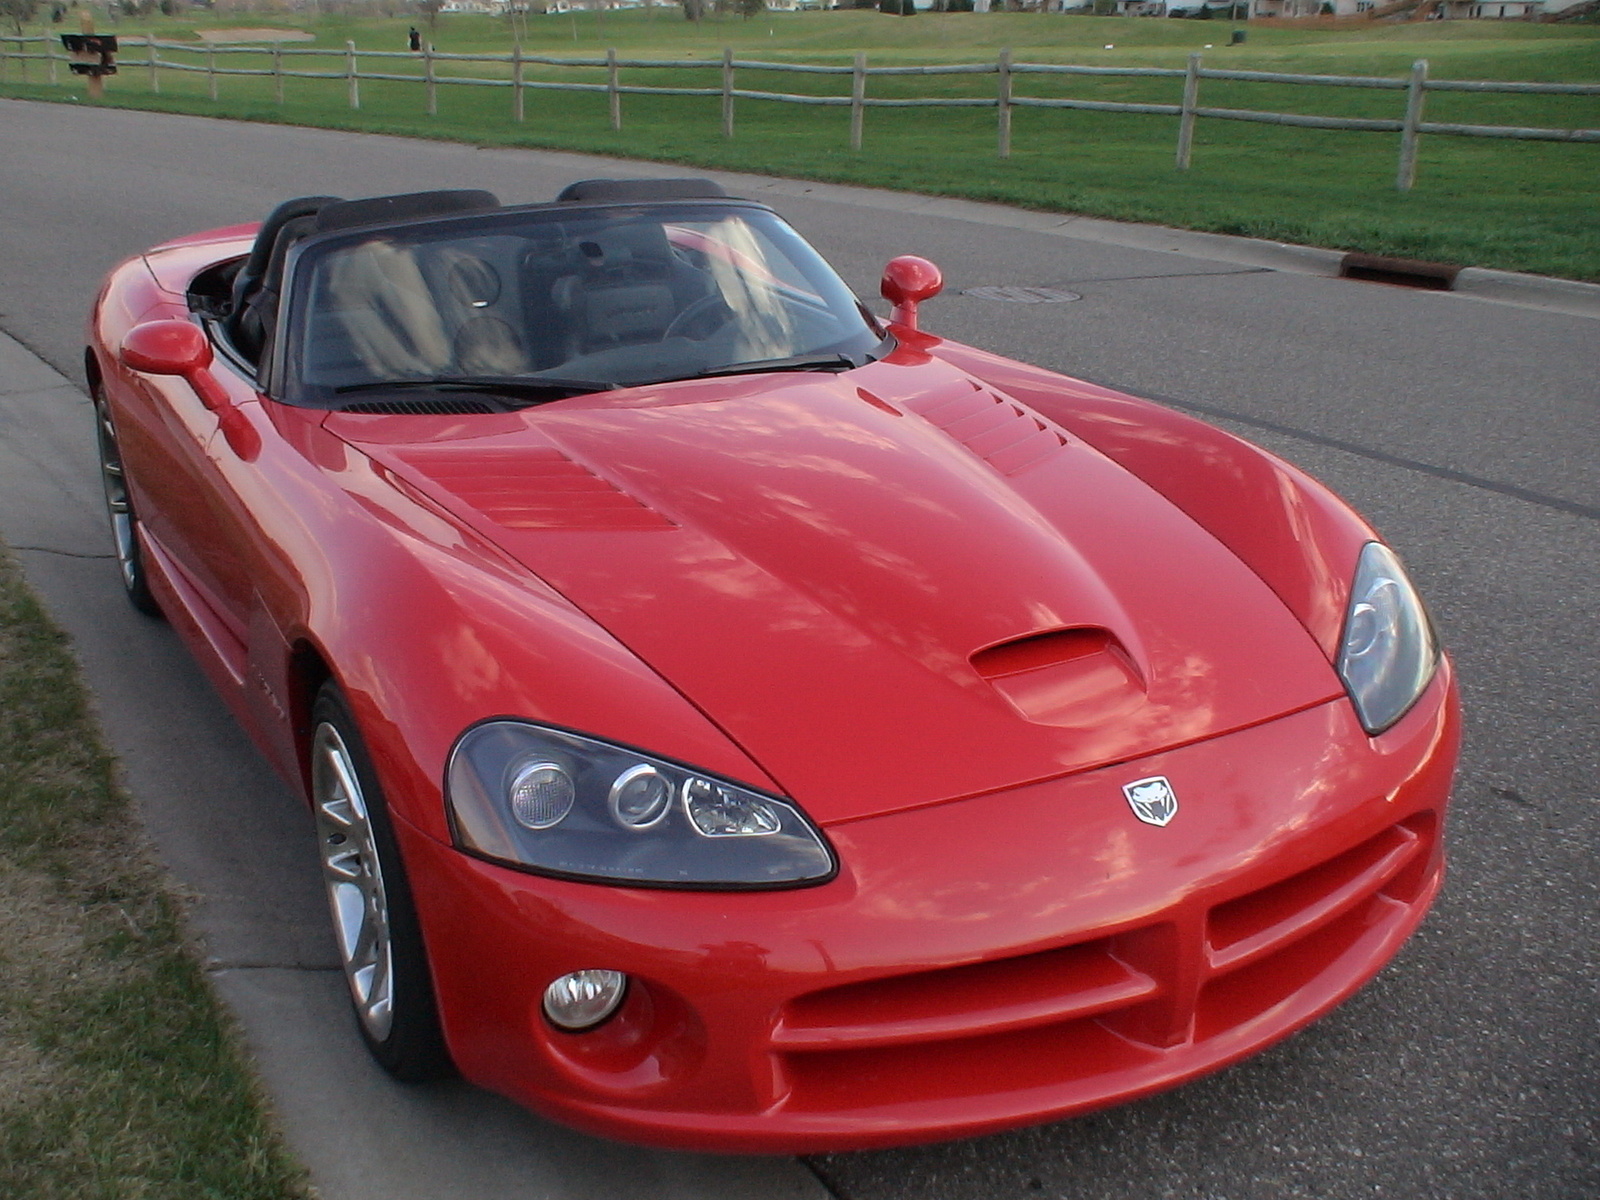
[1,11,1597,279]
[0,552,310,1200]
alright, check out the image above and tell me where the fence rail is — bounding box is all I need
[2,31,1596,189]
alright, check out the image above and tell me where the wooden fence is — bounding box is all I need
[2,32,1596,191]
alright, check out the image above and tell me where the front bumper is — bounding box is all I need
[400,665,1458,1152]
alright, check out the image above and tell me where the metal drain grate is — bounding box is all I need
[962,286,1082,304]
[1339,253,1460,291]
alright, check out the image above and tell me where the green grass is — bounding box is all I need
[0,551,310,1200]
[1,10,1598,279]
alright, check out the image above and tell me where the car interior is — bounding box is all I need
[182,178,882,408]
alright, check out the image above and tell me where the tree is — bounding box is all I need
[2,0,39,34]
[417,0,443,32]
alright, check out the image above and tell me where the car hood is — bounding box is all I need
[331,355,1343,824]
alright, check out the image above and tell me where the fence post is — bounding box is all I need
[1397,59,1428,192]
[607,47,621,131]
[513,42,524,123]
[850,52,866,153]
[207,41,216,100]
[721,46,734,140]
[997,46,1013,160]
[424,41,436,115]
[274,43,284,105]
[346,39,359,109]
[47,28,59,85]
[1176,52,1200,170]
[147,31,158,94]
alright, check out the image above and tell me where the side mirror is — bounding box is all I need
[120,320,259,461]
[880,256,943,332]
[121,319,213,378]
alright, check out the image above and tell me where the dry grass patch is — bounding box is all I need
[0,551,310,1200]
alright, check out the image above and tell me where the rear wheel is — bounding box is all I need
[93,396,160,617]
[311,684,453,1081]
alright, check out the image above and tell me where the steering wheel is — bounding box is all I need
[664,295,734,341]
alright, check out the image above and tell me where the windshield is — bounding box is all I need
[282,203,886,407]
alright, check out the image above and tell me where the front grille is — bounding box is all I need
[776,937,1157,1053]
[1206,816,1432,973]
[772,813,1437,1113]
[1193,814,1435,1041]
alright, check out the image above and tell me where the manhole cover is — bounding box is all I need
[962,286,1081,303]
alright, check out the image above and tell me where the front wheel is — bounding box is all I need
[311,684,453,1081]
[93,396,160,617]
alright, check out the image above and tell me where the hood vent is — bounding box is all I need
[396,445,677,531]
[903,381,1068,477]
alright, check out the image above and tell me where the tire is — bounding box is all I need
[93,396,161,617]
[310,684,454,1081]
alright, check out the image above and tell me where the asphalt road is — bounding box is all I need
[1,98,1596,1200]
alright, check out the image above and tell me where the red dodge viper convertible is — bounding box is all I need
[86,179,1459,1152]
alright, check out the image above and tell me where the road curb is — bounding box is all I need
[1452,267,1600,317]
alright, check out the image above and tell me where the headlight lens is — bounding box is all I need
[446,722,835,888]
[1336,542,1438,735]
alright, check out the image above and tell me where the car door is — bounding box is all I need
[114,343,258,655]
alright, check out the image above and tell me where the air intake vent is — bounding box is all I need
[970,628,1114,680]
[341,398,497,415]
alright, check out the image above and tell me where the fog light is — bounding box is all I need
[543,969,628,1031]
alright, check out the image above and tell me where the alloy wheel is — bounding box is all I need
[312,721,395,1044]
[94,401,142,596]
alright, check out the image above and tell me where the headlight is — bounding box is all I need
[446,722,836,888]
[1336,542,1439,735]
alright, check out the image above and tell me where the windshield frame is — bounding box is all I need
[268,198,889,409]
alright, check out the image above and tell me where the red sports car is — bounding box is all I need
[87,178,1459,1152]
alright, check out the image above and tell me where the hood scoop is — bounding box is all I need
[903,380,1069,477]
[971,627,1145,728]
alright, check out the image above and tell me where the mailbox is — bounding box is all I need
[61,32,118,77]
